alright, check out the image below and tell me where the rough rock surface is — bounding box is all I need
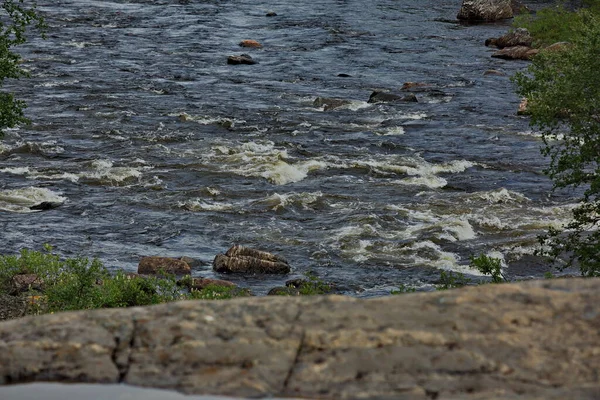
[239,40,262,48]
[9,274,44,294]
[0,294,26,321]
[492,45,539,60]
[368,91,418,104]
[227,54,256,65]
[457,0,514,21]
[213,245,291,274]
[0,279,599,399]
[183,277,237,290]
[313,97,352,111]
[486,28,533,48]
[138,256,191,275]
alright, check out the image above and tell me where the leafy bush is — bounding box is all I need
[436,271,471,290]
[513,1,600,47]
[390,284,417,295]
[296,272,333,295]
[514,12,600,276]
[469,254,506,283]
[0,1,46,137]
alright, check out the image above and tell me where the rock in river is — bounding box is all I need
[239,40,262,48]
[313,97,352,111]
[457,0,517,21]
[227,54,256,65]
[213,245,291,274]
[138,256,191,275]
[486,28,533,48]
[368,90,418,104]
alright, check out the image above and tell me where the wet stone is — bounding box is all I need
[138,256,191,276]
[213,245,291,274]
[227,54,256,65]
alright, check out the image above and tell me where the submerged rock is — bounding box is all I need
[227,54,256,65]
[484,69,505,76]
[213,245,291,274]
[313,97,352,111]
[29,201,62,211]
[486,28,533,48]
[368,91,418,104]
[492,45,539,60]
[266,11,277,17]
[138,256,191,275]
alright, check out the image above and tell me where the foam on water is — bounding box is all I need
[0,187,66,213]
[256,191,324,211]
[82,159,146,184]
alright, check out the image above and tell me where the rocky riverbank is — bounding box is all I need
[0,278,598,399]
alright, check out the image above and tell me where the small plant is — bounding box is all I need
[544,271,556,279]
[469,254,506,283]
[187,284,251,300]
[436,271,471,290]
[296,272,333,295]
[390,284,417,295]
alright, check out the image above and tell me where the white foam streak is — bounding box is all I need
[0,187,66,213]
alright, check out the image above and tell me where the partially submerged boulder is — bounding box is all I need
[239,40,262,48]
[368,91,418,104]
[213,245,291,274]
[492,45,539,60]
[138,256,191,275]
[486,28,533,48]
[227,54,256,65]
[313,97,352,111]
[457,0,514,21]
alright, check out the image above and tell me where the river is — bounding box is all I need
[0,0,573,295]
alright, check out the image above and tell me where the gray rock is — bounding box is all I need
[0,279,599,399]
[368,91,418,104]
[313,97,352,111]
[213,245,291,274]
[486,28,533,48]
[268,287,301,296]
[457,0,514,21]
[227,54,256,65]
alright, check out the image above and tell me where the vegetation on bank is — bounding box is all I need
[0,246,251,316]
[0,1,45,137]
[513,0,600,276]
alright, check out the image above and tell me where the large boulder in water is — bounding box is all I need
[486,28,533,48]
[213,245,291,274]
[368,91,418,104]
[457,0,522,21]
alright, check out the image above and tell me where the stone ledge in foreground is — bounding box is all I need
[0,279,599,400]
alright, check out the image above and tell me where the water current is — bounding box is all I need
[0,0,574,295]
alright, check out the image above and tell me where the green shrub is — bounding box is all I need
[469,254,506,283]
[514,12,600,276]
[436,271,471,290]
[296,272,333,295]
[390,284,417,295]
[187,284,251,300]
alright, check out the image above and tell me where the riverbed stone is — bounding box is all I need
[368,91,418,104]
[213,245,291,274]
[313,97,352,111]
[491,45,539,60]
[457,0,513,21]
[486,28,533,48]
[239,40,262,48]
[138,256,191,275]
[0,279,598,399]
[181,277,237,290]
[226,54,256,65]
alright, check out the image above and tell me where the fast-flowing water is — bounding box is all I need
[0,0,572,295]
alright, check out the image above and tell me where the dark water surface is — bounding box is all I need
[0,0,570,295]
